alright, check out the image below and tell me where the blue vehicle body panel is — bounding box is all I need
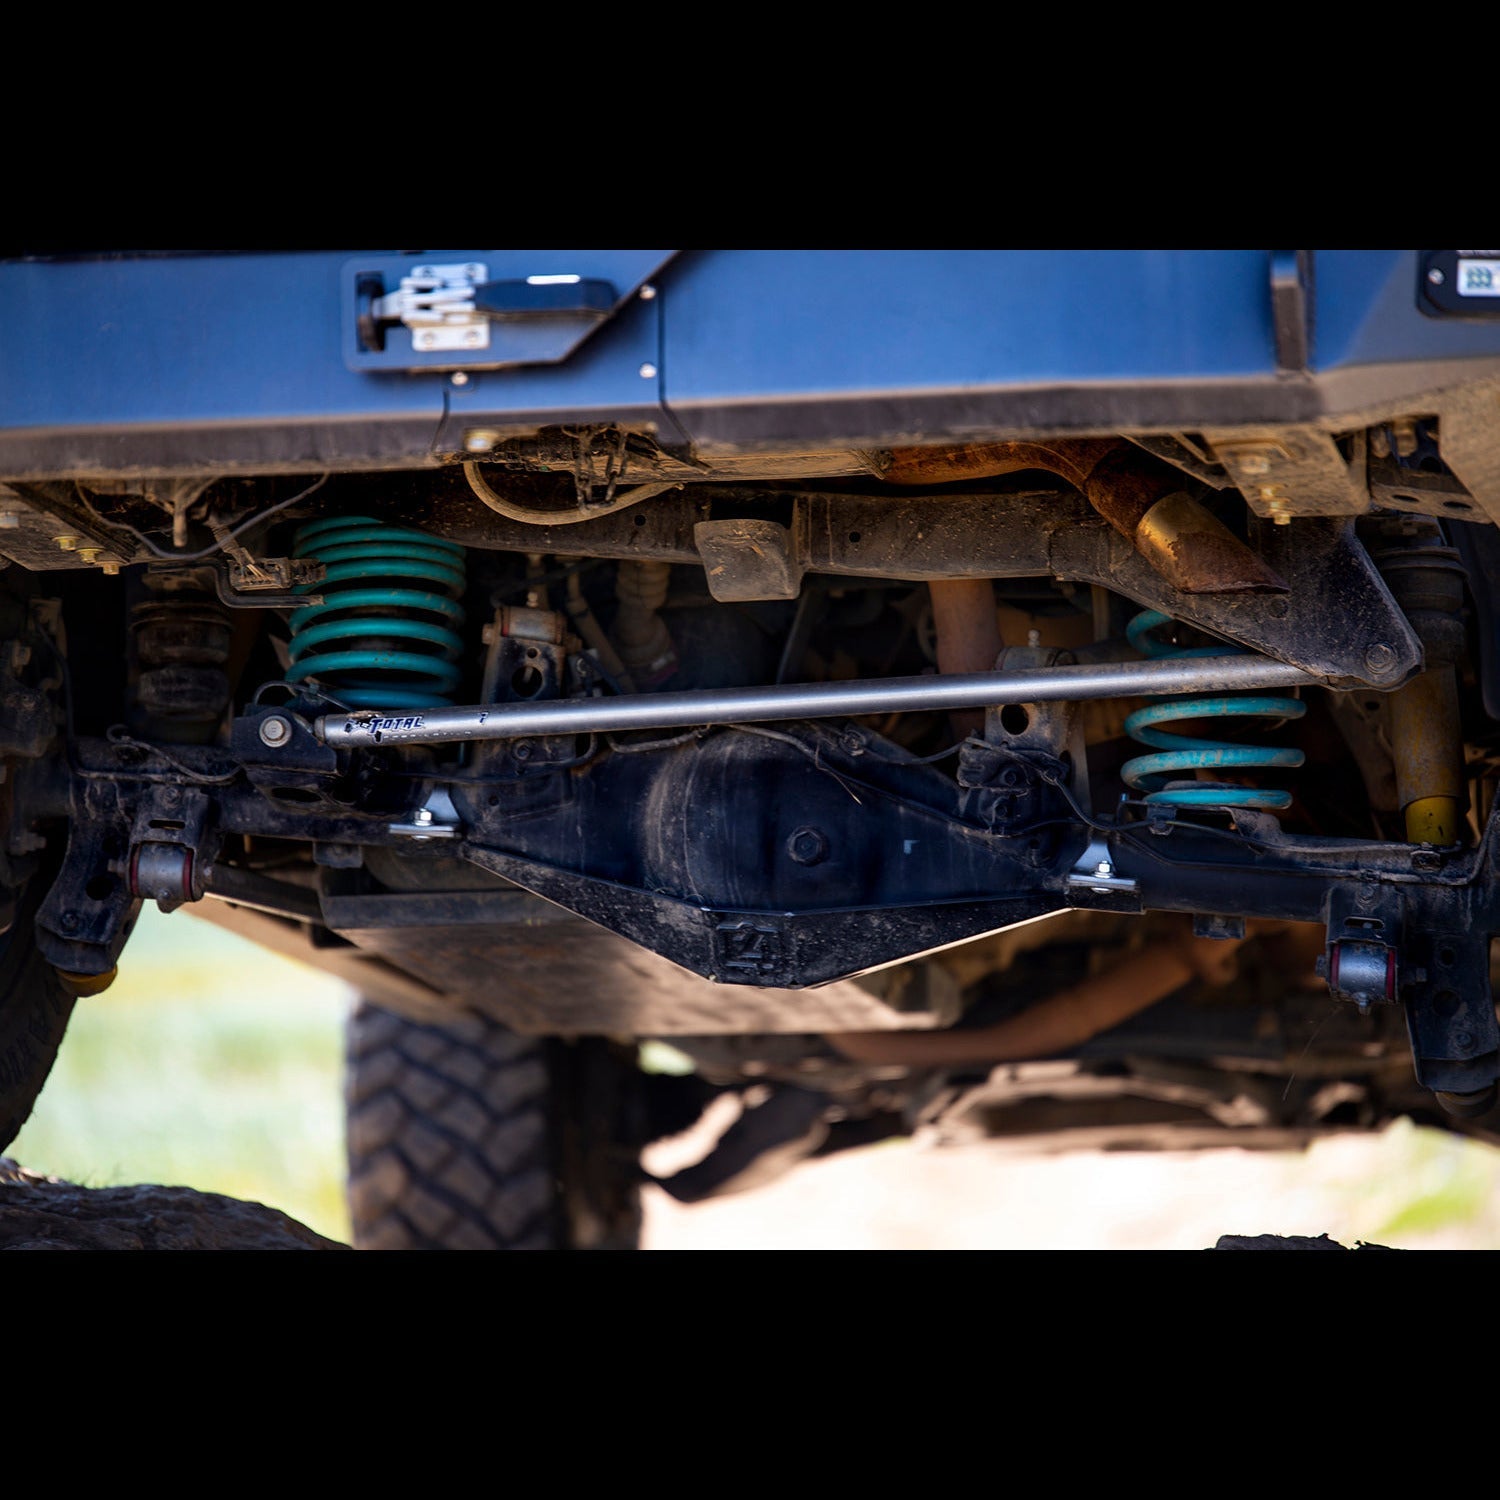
[1,248,1499,477]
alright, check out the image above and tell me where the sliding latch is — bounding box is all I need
[356,263,618,355]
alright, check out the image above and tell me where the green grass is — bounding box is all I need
[10,904,354,1244]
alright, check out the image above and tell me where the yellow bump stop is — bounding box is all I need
[54,965,118,997]
[1404,796,1460,846]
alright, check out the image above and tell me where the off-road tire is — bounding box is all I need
[0,870,76,1154]
[345,1000,643,1250]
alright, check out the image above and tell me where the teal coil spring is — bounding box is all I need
[286,516,466,709]
[1120,610,1305,811]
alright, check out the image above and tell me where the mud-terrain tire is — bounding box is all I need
[0,869,76,1154]
[345,1000,643,1250]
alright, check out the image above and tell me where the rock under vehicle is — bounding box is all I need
[6,247,1500,1249]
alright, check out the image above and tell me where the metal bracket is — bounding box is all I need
[212,557,324,610]
[389,786,462,840]
[1066,837,1137,895]
[1270,250,1312,372]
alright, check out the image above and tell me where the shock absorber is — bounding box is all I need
[1369,521,1469,844]
[1120,610,1305,810]
[286,516,467,709]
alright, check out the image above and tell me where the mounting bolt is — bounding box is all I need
[53,535,80,551]
[1094,859,1113,878]
[412,807,434,826]
[465,429,501,453]
[1429,267,1445,285]
[77,547,101,564]
[450,371,470,387]
[1364,642,1398,677]
[258,714,292,747]
[59,910,79,933]
[511,740,533,762]
[1240,453,1273,476]
[787,826,830,866]
[639,284,657,301]
[101,562,120,576]
[639,362,658,380]
[1455,1029,1475,1053]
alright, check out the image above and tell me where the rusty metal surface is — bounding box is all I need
[1133,490,1289,595]
[877,438,1118,489]
[929,577,1004,740]
[879,439,1286,596]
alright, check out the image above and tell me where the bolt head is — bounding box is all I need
[1364,642,1398,676]
[1240,454,1272,476]
[450,371,470,387]
[639,362,658,380]
[465,430,499,454]
[412,807,434,825]
[1094,860,1113,878]
[511,740,533,761]
[53,535,80,551]
[258,714,292,747]
[639,284,657,301]
[1429,267,1445,285]
[787,826,830,866]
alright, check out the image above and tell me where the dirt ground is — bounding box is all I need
[636,1124,1500,1250]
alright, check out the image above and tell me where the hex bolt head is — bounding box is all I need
[787,826,830,866]
[53,535,80,551]
[1364,642,1398,677]
[258,714,292,747]
[412,807,434,826]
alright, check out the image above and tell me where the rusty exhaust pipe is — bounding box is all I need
[877,439,1288,596]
